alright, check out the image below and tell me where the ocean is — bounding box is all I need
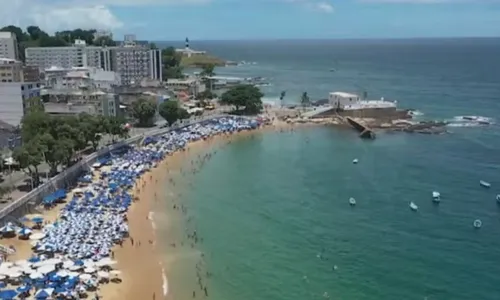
[159,39,500,300]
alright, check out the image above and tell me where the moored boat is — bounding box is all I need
[349,197,356,206]
[432,191,440,203]
[409,202,418,211]
[473,219,482,229]
[352,158,358,164]
[480,180,491,188]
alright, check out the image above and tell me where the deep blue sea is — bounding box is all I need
[159,39,500,300]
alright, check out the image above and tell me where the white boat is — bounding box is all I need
[432,191,440,202]
[473,219,482,229]
[496,194,500,203]
[352,158,358,164]
[409,202,418,211]
[480,180,491,188]
[349,197,356,206]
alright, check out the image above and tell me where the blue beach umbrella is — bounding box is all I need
[0,289,18,299]
[32,217,44,224]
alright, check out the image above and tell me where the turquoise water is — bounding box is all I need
[159,39,500,300]
[181,128,500,300]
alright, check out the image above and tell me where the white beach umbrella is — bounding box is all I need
[56,270,69,277]
[109,270,121,278]
[7,271,22,278]
[30,272,43,279]
[22,268,34,274]
[0,275,5,280]
[84,267,96,274]
[68,265,82,271]
[30,233,46,240]
[80,274,92,281]
[97,271,109,278]
[95,258,117,267]
[68,271,80,278]
[0,262,13,268]
[62,261,75,269]
[15,260,31,267]
[38,265,56,274]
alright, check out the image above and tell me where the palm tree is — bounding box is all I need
[200,64,216,95]
[300,92,310,110]
[279,91,286,108]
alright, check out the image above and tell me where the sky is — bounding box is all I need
[2,0,500,40]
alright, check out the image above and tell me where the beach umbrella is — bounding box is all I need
[0,275,5,280]
[84,267,96,274]
[38,265,55,275]
[79,274,92,281]
[17,228,32,236]
[109,270,121,278]
[34,288,52,299]
[14,260,30,267]
[29,272,43,279]
[0,289,17,299]
[16,285,30,293]
[0,224,15,233]
[31,217,44,224]
[97,271,109,278]
[6,271,22,278]
[29,233,46,240]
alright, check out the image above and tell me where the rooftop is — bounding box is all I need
[330,92,360,98]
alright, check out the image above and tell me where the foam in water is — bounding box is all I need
[447,115,495,127]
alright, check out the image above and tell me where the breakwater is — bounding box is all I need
[0,116,225,223]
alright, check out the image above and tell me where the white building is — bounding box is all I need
[25,39,103,71]
[0,32,19,60]
[328,91,397,110]
[0,82,41,126]
[45,66,120,91]
[329,92,360,108]
[102,46,161,85]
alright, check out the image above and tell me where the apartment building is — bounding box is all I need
[0,58,22,82]
[0,32,19,60]
[25,37,162,85]
[0,82,41,126]
[25,39,103,71]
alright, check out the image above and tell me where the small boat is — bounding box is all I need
[432,191,440,202]
[409,202,418,211]
[349,197,356,206]
[473,219,482,229]
[352,158,358,164]
[480,180,491,188]
[496,194,500,203]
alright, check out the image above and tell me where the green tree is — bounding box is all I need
[220,85,264,115]
[26,26,47,41]
[162,47,184,79]
[130,98,157,127]
[149,42,158,49]
[300,92,310,110]
[200,63,216,93]
[12,136,47,188]
[106,116,129,142]
[93,36,116,46]
[159,101,182,126]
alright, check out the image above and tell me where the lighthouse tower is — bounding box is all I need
[185,37,190,50]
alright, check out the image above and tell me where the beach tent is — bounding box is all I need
[0,225,15,234]
[17,228,32,236]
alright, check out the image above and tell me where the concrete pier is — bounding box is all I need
[346,117,376,139]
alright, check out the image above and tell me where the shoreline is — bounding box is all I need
[0,118,300,300]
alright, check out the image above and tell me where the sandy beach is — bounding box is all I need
[0,119,301,300]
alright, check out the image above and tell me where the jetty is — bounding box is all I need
[346,117,376,139]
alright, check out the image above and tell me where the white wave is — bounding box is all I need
[262,97,280,106]
[408,110,424,116]
[447,115,495,127]
[447,123,483,128]
[161,265,168,296]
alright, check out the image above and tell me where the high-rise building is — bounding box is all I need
[25,39,103,71]
[0,58,23,82]
[101,46,162,85]
[25,37,162,85]
[0,31,19,60]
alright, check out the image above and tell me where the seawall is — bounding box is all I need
[0,116,225,224]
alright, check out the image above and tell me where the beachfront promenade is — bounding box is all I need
[0,115,228,223]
